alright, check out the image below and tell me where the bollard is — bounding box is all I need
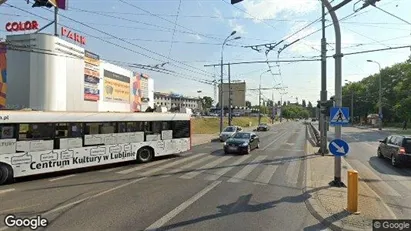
[347,170,359,214]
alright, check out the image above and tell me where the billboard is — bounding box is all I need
[84,50,100,101]
[0,43,6,109]
[131,73,150,112]
[104,70,130,103]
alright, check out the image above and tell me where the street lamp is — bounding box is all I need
[219,31,241,133]
[258,70,270,125]
[367,59,382,130]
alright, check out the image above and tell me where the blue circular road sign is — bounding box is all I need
[328,139,349,156]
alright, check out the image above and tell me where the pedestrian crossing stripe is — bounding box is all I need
[330,107,349,124]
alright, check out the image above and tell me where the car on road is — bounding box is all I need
[219,126,242,142]
[378,135,411,167]
[223,132,260,154]
[256,123,269,131]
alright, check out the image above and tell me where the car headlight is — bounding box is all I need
[240,142,248,147]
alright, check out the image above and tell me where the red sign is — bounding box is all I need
[84,94,99,101]
[5,21,39,32]
[61,27,86,45]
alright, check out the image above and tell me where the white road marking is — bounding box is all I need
[117,158,174,175]
[141,153,210,177]
[261,131,288,150]
[285,160,301,186]
[254,164,279,185]
[160,153,212,178]
[204,155,252,181]
[49,174,76,182]
[144,181,221,231]
[227,155,268,183]
[0,188,15,194]
[179,156,232,179]
[0,177,147,231]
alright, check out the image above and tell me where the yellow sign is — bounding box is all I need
[103,70,130,102]
[84,56,100,66]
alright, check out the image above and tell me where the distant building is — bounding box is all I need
[218,81,246,108]
[154,92,202,111]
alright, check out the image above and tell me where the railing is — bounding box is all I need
[309,122,321,147]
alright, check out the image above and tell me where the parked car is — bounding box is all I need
[224,132,260,154]
[219,126,242,142]
[378,135,411,167]
[256,123,269,131]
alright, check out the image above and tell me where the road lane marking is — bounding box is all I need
[204,155,252,181]
[179,156,232,179]
[49,174,76,182]
[254,162,280,185]
[0,188,15,194]
[0,177,147,231]
[261,131,289,150]
[161,154,212,178]
[144,181,221,231]
[227,155,268,183]
[285,159,301,187]
[141,153,210,177]
[117,158,174,174]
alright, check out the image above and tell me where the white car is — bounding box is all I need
[220,126,242,142]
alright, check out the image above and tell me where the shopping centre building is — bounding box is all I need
[0,28,154,112]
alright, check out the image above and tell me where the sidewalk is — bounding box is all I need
[304,141,396,230]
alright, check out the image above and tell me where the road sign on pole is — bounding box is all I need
[329,139,349,156]
[330,107,349,126]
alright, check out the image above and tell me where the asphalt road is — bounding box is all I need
[327,126,411,219]
[0,122,328,231]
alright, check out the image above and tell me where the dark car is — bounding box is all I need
[224,132,260,154]
[256,123,269,131]
[378,135,411,167]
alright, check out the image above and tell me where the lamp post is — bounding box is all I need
[220,31,241,133]
[258,70,270,125]
[367,59,382,130]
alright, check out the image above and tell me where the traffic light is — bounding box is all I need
[32,0,54,8]
[319,100,333,115]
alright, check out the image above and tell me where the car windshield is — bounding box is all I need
[223,126,236,132]
[232,133,250,139]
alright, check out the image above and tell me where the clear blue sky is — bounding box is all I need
[1,0,410,106]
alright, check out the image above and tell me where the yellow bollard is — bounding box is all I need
[347,170,360,214]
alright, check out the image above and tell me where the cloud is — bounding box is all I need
[213,8,224,21]
[242,0,318,23]
[189,34,202,40]
[228,20,246,34]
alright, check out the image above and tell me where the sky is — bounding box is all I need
[1,0,411,106]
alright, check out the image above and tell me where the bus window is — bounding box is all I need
[100,122,116,134]
[172,121,190,138]
[19,123,54,140]
[55,123,68,138]
[126,122,143,132]
[0,125,15,139]
[152,122,162,134]
[161,121,171,130]
[85,123,100,135]
[70,123,83,137]
[118,122,127,133]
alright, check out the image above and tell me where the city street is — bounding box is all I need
[328,126,411,219]
[0,122,327,231]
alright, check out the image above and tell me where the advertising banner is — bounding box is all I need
[0,43,6,109]
[103,70,130,103]
[84,50,100,101]
[131,73,150,112]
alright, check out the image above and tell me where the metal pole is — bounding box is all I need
[220,49,224,133]
[378,64,382,130]
[320,1,329,155]
[228,63,232,126]
[54,7,59,36]
[322,0,347,187]
[351,91,354,124]
[258,75,262,125]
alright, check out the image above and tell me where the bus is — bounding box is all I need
[0,111,192,185]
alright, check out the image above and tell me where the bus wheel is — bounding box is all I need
[137,147,154,163]
[0,164,13,185]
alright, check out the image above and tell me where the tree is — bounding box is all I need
[201,96,213,110]
[307,101,313,108]
[283,101,286,107]
[277,101,281,106]
[245,101,252,108]
[302,100,306,108]
[281,104,310,119]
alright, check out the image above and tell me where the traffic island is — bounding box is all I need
[304,140,396,231]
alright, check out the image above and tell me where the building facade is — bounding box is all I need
[4,33,154,112]
[218,81,246,108]
[154,92,202,111]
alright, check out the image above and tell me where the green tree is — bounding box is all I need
[201,96,213,110]
[245,101,252,108]
[302,100,307,108]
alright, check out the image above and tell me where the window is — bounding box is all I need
[70,123,83,137]
[118,122,127,133]
[126,121,143,132]
[85,123,100,135]
[19,123,54,140]
[55,123,68,138]
[161,121,171,130]
[0,125,15,139]
[172,121,190,138]
[100,122,116,134]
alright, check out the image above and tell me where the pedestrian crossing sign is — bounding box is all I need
[330,107,349,126]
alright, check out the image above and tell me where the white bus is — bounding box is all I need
[0,111,192,185]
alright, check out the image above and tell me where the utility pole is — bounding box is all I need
[228,63,232,126]
[351,91,354,124]
[258,83,262,125]
[320,0,329,155]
